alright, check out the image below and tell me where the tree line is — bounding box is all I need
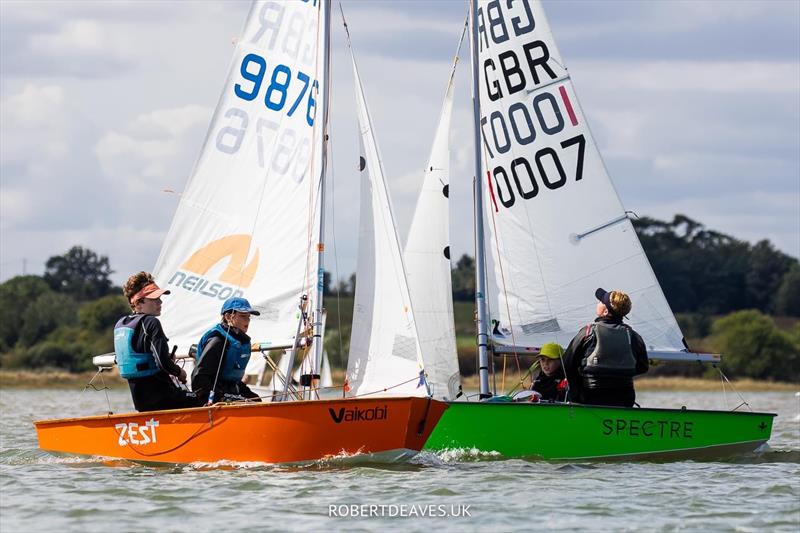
[1,215,798,381]
[446,214,800,317]
[0,247,127,372]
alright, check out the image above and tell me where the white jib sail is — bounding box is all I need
[476,0,685,353]
[346,48,427,397]
[403,30,466,401]
[152,1,328,353]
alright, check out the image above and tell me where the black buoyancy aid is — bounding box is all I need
[113,314,159,379]
[196,324,251,382]
[582,323,637,378]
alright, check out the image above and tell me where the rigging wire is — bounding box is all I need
[291,5,328,399]
[716,366,752,412]
[83,368,113,414]
[481,140,524,393]
[327,88,347,380]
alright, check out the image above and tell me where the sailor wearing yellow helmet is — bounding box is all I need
[531,342,568,402]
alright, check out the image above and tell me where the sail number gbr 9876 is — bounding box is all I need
[235,53,318,127]
[482,88,585,210]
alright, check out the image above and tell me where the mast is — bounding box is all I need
[312,0,332,380]
[281,0,331,401]
[469,0,491,398]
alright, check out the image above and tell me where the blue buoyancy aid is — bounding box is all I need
[113,314,159,379]
[196,324,251,382]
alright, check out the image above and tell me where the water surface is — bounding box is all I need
[1,387,798,531]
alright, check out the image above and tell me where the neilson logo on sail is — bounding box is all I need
[168,234,259,301]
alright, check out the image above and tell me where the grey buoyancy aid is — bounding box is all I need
[196,324,251,382]
[581,323,637,378]
[113,314,159,379]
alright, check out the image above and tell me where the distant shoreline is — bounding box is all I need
[458,374,798,392]
[0,370,126,389]
[0,370,797,392]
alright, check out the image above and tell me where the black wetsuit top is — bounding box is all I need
[117,314,200,412]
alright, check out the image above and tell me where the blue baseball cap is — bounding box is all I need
[220,297,260,316]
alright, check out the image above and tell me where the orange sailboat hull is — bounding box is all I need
[35,397,447,465]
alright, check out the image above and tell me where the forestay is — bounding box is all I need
[475,0,685,353]
[345,46,427,397]
[404,28,466,401]
[153,0,328,353]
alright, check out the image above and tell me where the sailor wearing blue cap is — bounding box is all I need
[220,296,262,316]
[191,297,262,405]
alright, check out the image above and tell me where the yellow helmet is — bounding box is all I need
[539,342,564,359]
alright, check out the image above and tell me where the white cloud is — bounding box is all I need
[129,106,213,138]
[640,191,800,258]
[32,19,106,53]
[0,224,167,283]
[0,83,64,127]
[0,0,797,286]
[573,61,800,94]
[0,188,36,229]
[94,105,210,194]
[642,0,792,32]
[553,0,796,39]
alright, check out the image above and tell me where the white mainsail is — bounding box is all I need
[153,0,328,352]
[403,27,466,401]
[475,0,685,353]
[345,43,427,397]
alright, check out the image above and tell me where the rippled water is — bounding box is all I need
[1,387,798,531]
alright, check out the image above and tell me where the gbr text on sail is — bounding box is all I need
[478,0,586,211]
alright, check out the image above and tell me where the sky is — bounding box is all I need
[1,0,798,286]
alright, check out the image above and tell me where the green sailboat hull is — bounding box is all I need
[424,402,775,461]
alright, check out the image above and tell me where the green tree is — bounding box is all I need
[78,293,129,332]
[43,325,100,371]
[27,341,78,370]
[676,313,711,339]
[0,275,51,351]
[710,310,799,381]
[773,265,800,317]
[44,246,114,300]
[322,271,332,296]
[324,326,350,370]
[633,215,797,314]
[18,292,78,346]
[348,273,357,295]
[451,254,475,301]
[745,240,795,312]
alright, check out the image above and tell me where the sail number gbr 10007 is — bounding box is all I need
[482,87,586,210]
[234,53,318,127]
